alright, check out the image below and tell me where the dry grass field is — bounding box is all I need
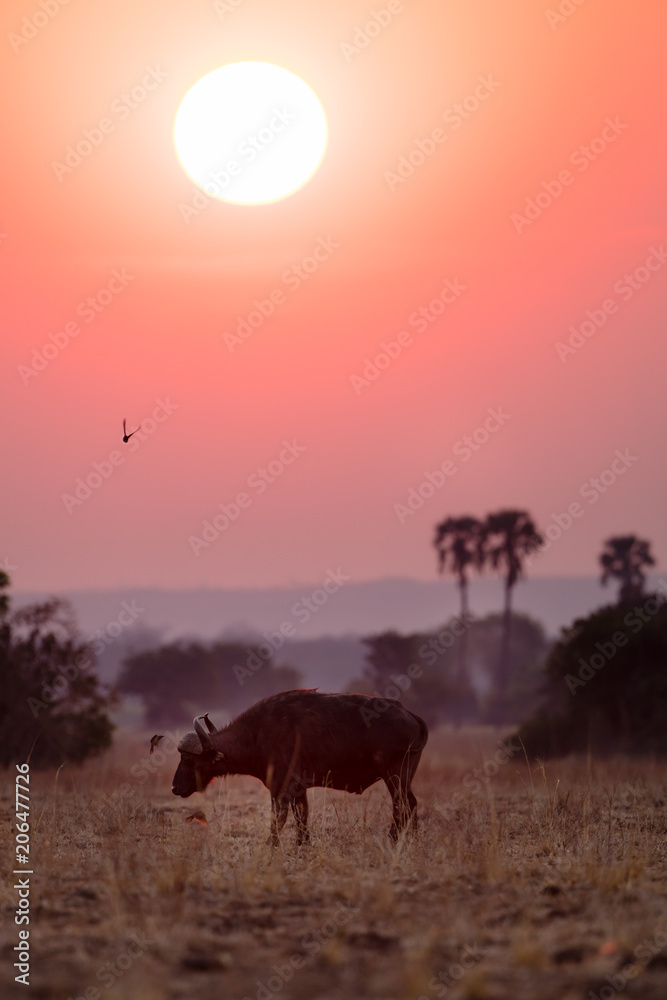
[2,726,667,1000]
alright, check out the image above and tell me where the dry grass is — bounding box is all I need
[2,726,667,1000]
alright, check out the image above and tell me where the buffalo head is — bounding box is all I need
[171,715,225,797]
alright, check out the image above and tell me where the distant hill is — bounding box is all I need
[15,575,655,648]
[15,575,661,693]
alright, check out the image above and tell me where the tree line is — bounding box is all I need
[0,505,661,765]
[118,639,301,726]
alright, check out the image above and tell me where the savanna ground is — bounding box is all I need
[2,726,667,1000]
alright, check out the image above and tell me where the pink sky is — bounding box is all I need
[2,0,666,591]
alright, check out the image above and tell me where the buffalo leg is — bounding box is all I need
[269,795,290,846]
[384,774,418,841]
[290,794,310,845]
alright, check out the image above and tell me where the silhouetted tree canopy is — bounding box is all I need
[433,516,484,609]
[119,639,303,725]
[599,535,656,605]
[0,574,115,769]
[517,588,667,757]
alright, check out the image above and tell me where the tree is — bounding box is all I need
[119,639,303,725]
[433,516,483,710]
[0,574,115,769]
[600,535,655,605]
[355,629,460,728]
[466,612,550,721]
[516,591,667,757]
[349,612,549,727]
[483,509,543,718]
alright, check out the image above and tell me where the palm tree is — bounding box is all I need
[433,516,483,694]
[599,535,655,605]
[483,509,543,712]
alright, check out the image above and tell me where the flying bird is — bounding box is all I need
[123,418,141,443]
[150,734,165,754]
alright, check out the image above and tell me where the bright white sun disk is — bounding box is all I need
[173,62,328,205]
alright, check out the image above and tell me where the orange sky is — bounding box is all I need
[2,0,666,591]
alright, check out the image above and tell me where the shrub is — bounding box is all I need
[516,592,667,757]
[0,574,115,768]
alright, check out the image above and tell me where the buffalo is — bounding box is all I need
[172,690,428,844]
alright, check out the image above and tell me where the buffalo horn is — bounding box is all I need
[194,716,214,751]
[203,713,218,734]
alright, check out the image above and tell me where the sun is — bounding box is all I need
[173,62,328,205]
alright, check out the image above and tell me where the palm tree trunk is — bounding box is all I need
[456,576,478,723]
[457,576,469,687]
[497,581,513,705]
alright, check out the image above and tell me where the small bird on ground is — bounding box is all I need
[150,734,165,754]
[123,418,141,443]
[185,810,208,826]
